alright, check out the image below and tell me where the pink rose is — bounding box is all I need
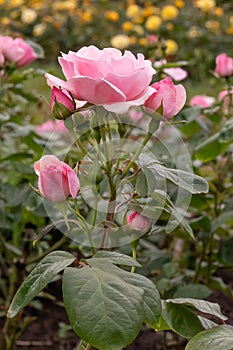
[34,155,80,202]
[35,120,68,135]
[214,53,233,77]
[45,45,155,114]
[127,212,151,231]
[144,77,186,120]
[0,36,37,68]
[51,86,76,119]
[190,95,215,108]
[163,68,188,81]
[218,88,233,114]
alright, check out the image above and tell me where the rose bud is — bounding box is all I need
[51,86,75,120]
[34,155,80,202]
[127,211,151,231]
[214,53,233,77]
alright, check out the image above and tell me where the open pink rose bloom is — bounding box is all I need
[0,36,37,68]
[214,53,233,77]
[45,45,156,114]
[34,155,80,202]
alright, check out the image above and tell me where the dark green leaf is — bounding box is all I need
[7,251,75,318]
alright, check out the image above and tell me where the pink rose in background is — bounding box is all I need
[147,35,158,46]
[35,120,68,135]
[214,53,233,77]
[145,77,186,120]
[154,59,188,81]
[45,45,155,114]
[34,155,80,202]
[127,211,151,231]
[190,95,215,108]
[218,88,233,114]
[0,36,37,68]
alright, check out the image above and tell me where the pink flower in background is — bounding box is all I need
[218,88,233,114]
[163,68,188,81]
[147,35,158,46]
[34,155,80,202]
[0,36,37,68]
[45,45,155,114]
[127,212,151,231]
[154,59,188,81]
[214,53,233,77]
[145,77,186,120]
[190,95,215,108]
[35,120,68,135]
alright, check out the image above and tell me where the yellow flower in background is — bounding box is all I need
[161,5,179,21]
[105,10,119,22]
[129,36,137,45]
[175,0,185,8]
[126,4,141,18]
[145,15,162,31]
[131,16,144,24]
[1,17,10,25]
[196,0,215,12]
[28,0,44,9]
[215,7,223,16]
[143,6,156,17]
[166,23,174,31]
[33,23,47,36]
[205,20,220,34]
[82,10,93,23]
[52,1,76,11]
[165,39,178,55]
[0,0,5,5]
[7,0,24,7]
[226,25,233,34]
[110,34,130,49]
[132,24,144,36]
[138,37,147,46]
[21,7,37,24]
[187,26,201,38]
[122,21,133,31]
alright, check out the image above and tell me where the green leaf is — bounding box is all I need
[173,284,211,299]
[92,251,142,267]
[163,302,204,339]
[153,165,209,194]
[87,259,162,329]
[185,325,233,350]
[218,237,233,265]
[7,251,75,318]
[194,133,228,162]
[63,265,144,350]
[165,298,227,321]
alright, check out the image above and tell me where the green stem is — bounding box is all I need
[131,244,137,273]
[120,131,152,179]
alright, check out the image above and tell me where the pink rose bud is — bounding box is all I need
[145,77,186,120]
[34,155,80,202]
[218,88,233,114]
[214,53,233,77]
[190,95,215,108]
[51,86,75,120]
[45,45,155,114]
[0,36,37,68]
[127,211,151,231]
[147,35,158,46]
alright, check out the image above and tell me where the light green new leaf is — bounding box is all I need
[63,265,144,350]
[185,325,233,350]
[7,251,75,318]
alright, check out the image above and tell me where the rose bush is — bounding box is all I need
[45,45,155,113]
